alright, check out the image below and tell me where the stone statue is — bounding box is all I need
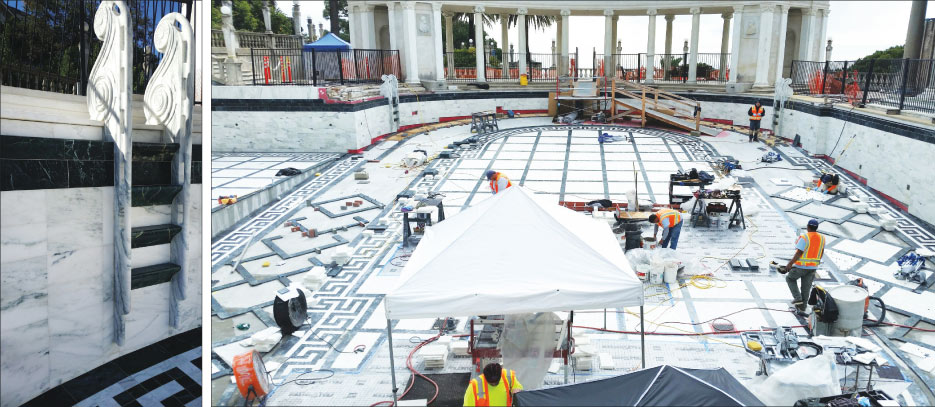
[745,21,757,37]
[418,14,431,35]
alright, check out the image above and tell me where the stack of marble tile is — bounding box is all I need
[420,344,449,369]
[303,266,327,290]
[449,340,469,356]
[251,327,282,352]
[573,345,595,371]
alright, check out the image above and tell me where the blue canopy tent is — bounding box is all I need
[303,32,351,51]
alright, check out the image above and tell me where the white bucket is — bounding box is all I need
[636,264,650,281]
[650,261,664,284]
[663,261,679,283]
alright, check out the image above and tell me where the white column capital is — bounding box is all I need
[431,2,442,11]
[721,12,732,20]
[516,7,528,15]
[350,4,360,12]
[665,14,675,21]
[474,5,485,13]
[777,4,789,15]
[560,9,571,16]
[801,7,817,16]
[604,9,615,16]
[363,4,376,12]
[442,11,454,18]
[690,7,701,15]
[820,8,830,17]
[732,5,744,13]
[647,8,657,16]
[401,2,415,11]
[760,3,776,13]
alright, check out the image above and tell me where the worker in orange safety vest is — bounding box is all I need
[486,170,512,194]
[814,173,840,195]
[648,208,683,250]
[747,101,765,142]
[781,219,825,316]
[464,363,523,406]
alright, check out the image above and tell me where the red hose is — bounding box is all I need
[370,319,450,407]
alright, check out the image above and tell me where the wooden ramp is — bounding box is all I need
[611,80,720,136]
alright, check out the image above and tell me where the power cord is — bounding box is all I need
[308,330,366,354]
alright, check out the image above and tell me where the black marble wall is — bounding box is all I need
[0,135,203,191]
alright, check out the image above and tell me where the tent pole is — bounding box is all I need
[640,306,646,369]
[387,319,399,406]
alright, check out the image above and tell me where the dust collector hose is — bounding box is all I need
[863,296,886,327]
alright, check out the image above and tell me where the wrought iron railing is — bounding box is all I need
[250,48,403,86]
[0,0,194,95]
[790,59,935,114]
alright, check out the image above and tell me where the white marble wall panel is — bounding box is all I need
[0,183,202,405]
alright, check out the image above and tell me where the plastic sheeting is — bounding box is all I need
[501,313,563,390]
[746,352,841,406]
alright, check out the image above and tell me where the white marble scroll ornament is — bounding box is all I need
[144,12,195,329]
[87,0,133,346]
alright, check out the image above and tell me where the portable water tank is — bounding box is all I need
[810,285,868,337]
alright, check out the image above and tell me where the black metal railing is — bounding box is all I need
[790,59,935,114]
[1,0,194,95]
[250,48,403,86]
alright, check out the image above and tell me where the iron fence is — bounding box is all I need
[250,48,403,86]
[790,59,935,114]
[1,0,194,95]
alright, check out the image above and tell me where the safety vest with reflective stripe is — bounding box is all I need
[749,105,764,120]
[489,173,512,194]
[818,180,838,193]
[470,370,516,406]
[795,232,826,268]
[655,208,682,228]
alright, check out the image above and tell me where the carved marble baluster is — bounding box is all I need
[144,13,194,329]
[87,0,133,345]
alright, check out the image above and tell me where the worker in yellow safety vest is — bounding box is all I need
[747,101,765,142]
[648,208,683,250]
[486,170,512,194]
[464,363,523,406]
[781,219,825,316]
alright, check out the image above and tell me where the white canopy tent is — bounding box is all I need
[382,186,646,404]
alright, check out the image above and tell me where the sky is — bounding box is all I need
[282,1,934,63]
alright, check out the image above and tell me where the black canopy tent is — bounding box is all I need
[513,365,764,407]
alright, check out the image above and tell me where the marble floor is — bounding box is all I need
[210,117,935,406]
[22,328,202,407]
[211,152,342,208]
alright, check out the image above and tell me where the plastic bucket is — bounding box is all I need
[650,261,664,284]
[636,264,650,281]
[520,74,528,86]
[664,261,679,283]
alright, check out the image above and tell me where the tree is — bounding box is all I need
[210,0,294,35]
[503,14,555,64]
[322,0,349,42]
[850,45,904,73]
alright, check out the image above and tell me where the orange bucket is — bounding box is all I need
[233,350,270,400]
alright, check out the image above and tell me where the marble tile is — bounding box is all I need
[213,279,285,312]
[794,202,853,221]
[566,161,603,171]
[0,190,46,227]
[230,161,277,170]
[565,170,604,182]
[132,243,172,269]
[527,160,566,170]
[496,151,530,160]
[0,159,69,190]
[47,244,110,384]
[137,381,184,407]
[124,284,171,353]
[1,223,48,264]
[48,221,105,253]
[832,239,903,263]
[0,319,51,407]
[881,288,935,320]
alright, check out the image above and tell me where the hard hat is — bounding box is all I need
[486,170,497,180]
[808,219,819,228]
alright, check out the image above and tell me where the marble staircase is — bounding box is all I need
[129,142,184,290]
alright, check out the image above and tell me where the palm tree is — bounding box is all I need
[501,15,556,69]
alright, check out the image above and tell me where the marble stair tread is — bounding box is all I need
[132,185,182,207]
[131,224,182,248]
[131,263,181,290]
[133,142,180,161]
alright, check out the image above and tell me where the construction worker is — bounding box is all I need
[486,170,512,194]
[464,363,523,407]
[747,100,765,142]
[781,219,825,316]
[814,173,840,195]
[648,208,683,250]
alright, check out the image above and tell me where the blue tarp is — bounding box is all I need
[303,32,351,51]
